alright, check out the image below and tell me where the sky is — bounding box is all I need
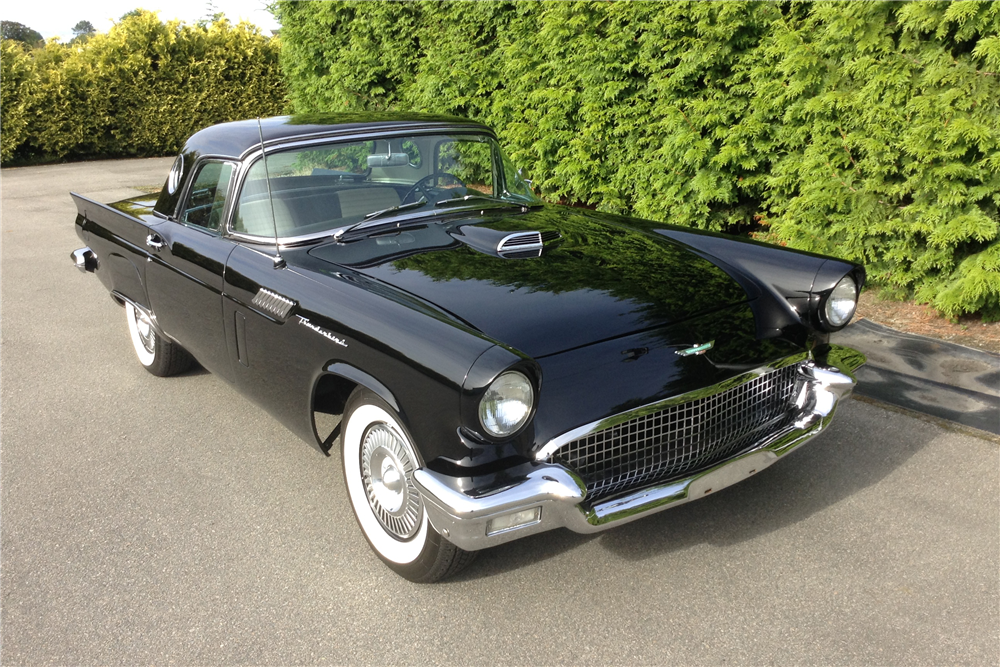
[3,0,280,40]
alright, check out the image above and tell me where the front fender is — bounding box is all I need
[324,362,400,412]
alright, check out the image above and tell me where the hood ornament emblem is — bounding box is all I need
[676,341,714,357]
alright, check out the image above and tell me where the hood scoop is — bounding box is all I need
[498,231,543,256]
[452,226,559,259]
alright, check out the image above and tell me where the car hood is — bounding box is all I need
[306,206,752,357]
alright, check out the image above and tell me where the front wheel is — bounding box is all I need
[124,302,193,377]
[341,388,476,582]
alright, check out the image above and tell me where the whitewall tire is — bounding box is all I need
[124,302,193,377]
[341,388,476,582]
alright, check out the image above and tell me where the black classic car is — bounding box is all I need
[72,113,865,582]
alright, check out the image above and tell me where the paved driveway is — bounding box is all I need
[2,159,997,665]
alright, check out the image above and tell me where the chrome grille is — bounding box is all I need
[545,363,802,504]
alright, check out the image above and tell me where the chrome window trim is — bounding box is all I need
[237,124,496,161]
[229,228,346,247]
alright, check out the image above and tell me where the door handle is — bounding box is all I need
[146,234,164,250]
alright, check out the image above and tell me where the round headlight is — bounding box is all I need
[823,277,858,328]
[479,371,534,438]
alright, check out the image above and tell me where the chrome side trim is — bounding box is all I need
[413,357,860,552]
[71,247,98,273]
[532,352,809,461]
[251,288,296,320]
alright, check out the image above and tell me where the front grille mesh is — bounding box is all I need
[545,363,802,504]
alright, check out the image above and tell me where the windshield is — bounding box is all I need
[232,132,541,240]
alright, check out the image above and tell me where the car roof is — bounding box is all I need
[183,112,493,160]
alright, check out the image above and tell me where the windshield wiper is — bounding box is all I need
[435,194,529,208]
[364,196,428,221]
[333,197,428,241]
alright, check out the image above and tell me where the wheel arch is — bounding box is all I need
[111,291,169,340]
[311,362,402,454]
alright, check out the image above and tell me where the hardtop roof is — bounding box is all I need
[182,113,493,160]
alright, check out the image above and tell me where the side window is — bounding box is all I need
[180,161,235,232]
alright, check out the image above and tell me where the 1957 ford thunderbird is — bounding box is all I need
[71,113,865,582]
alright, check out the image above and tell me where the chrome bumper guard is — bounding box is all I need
[413,356,860,552]
[71,247,98,273]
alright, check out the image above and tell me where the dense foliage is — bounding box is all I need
[276,0,1000,319]
[0,11,285,164]
[0,40,36,162]
[1,21,43,46]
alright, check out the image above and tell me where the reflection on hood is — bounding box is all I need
[308,206,751,357]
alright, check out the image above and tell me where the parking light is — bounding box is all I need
[486,507,542,536]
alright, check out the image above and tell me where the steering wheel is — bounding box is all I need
[402,172,467,204]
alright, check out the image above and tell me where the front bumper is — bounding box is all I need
[413,353,861,551]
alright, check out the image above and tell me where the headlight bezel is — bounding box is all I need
[478,370,536,439]
[818,275,859,332]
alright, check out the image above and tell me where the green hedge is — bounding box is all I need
[276,0,1000,319]
[0,11,286,164]
[0,39,35,162]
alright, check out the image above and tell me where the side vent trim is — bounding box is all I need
[252,288,296,321]
[497,232,543,253]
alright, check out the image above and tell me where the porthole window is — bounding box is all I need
[167,155,184,195]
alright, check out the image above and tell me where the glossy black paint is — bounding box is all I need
[309,207,753,358]
[73,193,159,310]
[221,243,498,458]
[73,114,865,486]
[145,220,235,381]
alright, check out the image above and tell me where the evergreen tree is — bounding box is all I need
[1,21,43,46]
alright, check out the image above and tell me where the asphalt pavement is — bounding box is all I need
[2,158,998,665]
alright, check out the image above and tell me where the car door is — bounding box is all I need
[144,159,238,381]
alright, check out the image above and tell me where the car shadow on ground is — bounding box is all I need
[454,399,939,580]
[176,360,210,377]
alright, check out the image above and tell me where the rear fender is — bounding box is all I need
[72,192,160,309]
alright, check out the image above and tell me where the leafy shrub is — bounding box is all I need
[746,2,1000,320]
[0,39,36,162]
[2,10,286,163]
[276,0,1000,319]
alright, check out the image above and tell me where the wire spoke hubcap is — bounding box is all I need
[360,423,423,540]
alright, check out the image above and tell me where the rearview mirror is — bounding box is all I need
[367,153,410,168]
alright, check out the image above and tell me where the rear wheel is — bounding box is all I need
[341,388,476,582]
[125,302,193,377]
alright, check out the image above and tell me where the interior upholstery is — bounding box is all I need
[233,185,402,237]
[334,187,401,219]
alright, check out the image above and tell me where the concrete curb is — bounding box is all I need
[832,319,999,435]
